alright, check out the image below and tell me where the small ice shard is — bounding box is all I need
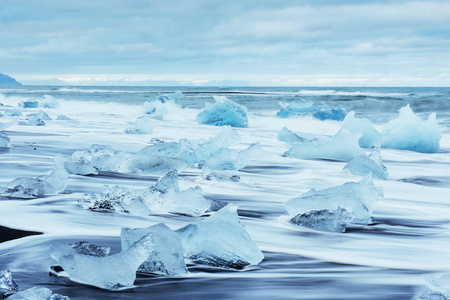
[18,99,39,108]
[81,170,209,217]
[8,287,69,300]
[0,154,69,199]
[0,132,11,149]
[277,127,315,144]
[56,115,71,120]
[64,144,115,175]
[41,95,60,109]
[418,274,450,300]
[43,154,69,194]
[26,115,45,126]
[124,116,153,134]
[277,101,346,121]
[381,104,441,153]
[344,148,389,180]
[3,108,22,117]
[203,143,262,170]
[202,168,240,182]
[0,269,18,298]
[196,96,248,128]
[285,175,383,225]
[121,223,187,276]
[27,109,51,121]
[284,131,364,161]
[337,111,381,148]
[176,204,264,269]
[50,234,156,290]
[290,207,354,233]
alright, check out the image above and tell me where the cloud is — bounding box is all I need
[0,0,449,85]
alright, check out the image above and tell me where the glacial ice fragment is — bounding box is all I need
[41,95,60,109]
[344,148,389,180]
[203,143,262,170]
[81,170,210,217]
[3,108,22,116]
[64,144,115,175]
[337,111,381,148]
[27,109,51,121]
[0,154,69,198]
[0,132,10,149]
[285,176,383,225]
[26,115,45,126]
[381,104,441,153]
[8,287,69,300]
[18,99,39,108]
[290,208,354,233]
[284,131,364,161]
[121,223,187,276]
[56,115,71,120]
[142,92,181,120]
[277,101,346,121]
[0,269,18,298]
[50,234,156,290]
[277,127,315,144]
[176,204,264,269]
[124,116,153,134]
[418,274,450,300]
[197,96,248,128]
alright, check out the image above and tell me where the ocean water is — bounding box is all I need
[0,86,449,299]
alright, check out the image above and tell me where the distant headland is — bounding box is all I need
[0,73,22,86]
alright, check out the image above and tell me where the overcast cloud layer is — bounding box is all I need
[1,0,449,86]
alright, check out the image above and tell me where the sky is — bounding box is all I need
[0,0,449,86]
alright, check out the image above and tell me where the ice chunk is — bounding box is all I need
[0,132,10,149]
[8,287,69,300]
[50,241,110,263]
[197,96,248,128]
[3,108,22,116]
[0,269,18,298]
[1,154,69,198]
[50,235,157,290]
[203,143,262,170]
[418,274,450,300]
[381,104,441,153]
[202,168,240,182]
[27,109,51,121]
[64,144,115,175]
[142,92,181,120]
[344,148,389,180]
[26,115,45,126]
[43,154,69,194]
[337,111,381,148]
[156,91,182,104]
[277,101,346,121]
[121,223,187,276]
[277,127,315,144]
[18,99,39,108]
[41,95,60,109]
[124,116,153,134]
[285,176,383,225]
[81,170,209,217]
[176,204,264,269]
[284,131,364,161]
[56,115,71,120]
[290,208,354,233]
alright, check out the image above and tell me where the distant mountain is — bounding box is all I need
[0,73,22,86]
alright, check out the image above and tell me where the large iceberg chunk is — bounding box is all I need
[0,132,10,149]
[121,223,187,276]
[0,269,18,298]
[197,96,248,128]
[285,176,383,225]
[381,104,441,153]
[176,204,264,269]
[418,274,450,300]
[8,287,69,300]
[344,148,389,180]
[277,101,346,121]
[50,235,155,290]
[124,116,153,134]
[0,154,69,199]
[284,131,364,161]
[18,99,39,108]
[337,111,381,148]
[290,208,354,233]
[80,170,210,217]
